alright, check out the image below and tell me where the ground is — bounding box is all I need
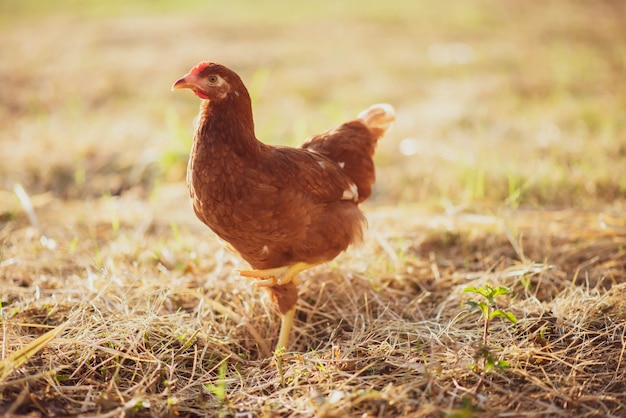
[1,1,626,416]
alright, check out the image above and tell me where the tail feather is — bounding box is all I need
[301,103,395,203]
[357,103,396,137]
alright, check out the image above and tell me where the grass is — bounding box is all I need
[2,0,626,416]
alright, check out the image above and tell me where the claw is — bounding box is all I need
[238,262,317,287]
[252,278,286,288]
[238,266,287,283]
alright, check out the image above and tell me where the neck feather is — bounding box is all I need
[195,88,261,157]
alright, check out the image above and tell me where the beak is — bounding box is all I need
[171,72,198,91]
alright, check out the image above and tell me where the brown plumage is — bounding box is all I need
[172,62,394,352]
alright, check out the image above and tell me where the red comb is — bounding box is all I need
[190,61,212,76]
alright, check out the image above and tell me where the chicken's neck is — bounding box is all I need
[195,95,263,159]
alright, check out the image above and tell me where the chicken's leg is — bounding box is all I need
[276,307,296,352]
[239,263,318,352]
[238,262,319,287]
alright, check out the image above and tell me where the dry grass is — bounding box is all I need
[2,197,626,416]
[2,0,626,416]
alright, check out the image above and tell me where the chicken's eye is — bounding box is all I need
[208,75,219,84]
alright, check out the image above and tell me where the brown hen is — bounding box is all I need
[172,62,394,353]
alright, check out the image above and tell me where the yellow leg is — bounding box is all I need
[238,262,319,287]
[276,307,296,352]
[239,262,320,352]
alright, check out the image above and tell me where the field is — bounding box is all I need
[2,0,626,416]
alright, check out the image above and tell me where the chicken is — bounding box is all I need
[172,62,395,353]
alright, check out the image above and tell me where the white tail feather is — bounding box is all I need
[357,103,396,133]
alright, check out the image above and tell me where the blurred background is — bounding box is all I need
[1,0,625,211]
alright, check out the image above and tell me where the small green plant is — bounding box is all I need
[464,284,517,387]
[204,360,229,405]
[520,275,532,294]
[447,396,484,418]
[274,346,286,387]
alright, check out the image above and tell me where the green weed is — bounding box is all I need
[464,284,517,388]
[204,360,229,406]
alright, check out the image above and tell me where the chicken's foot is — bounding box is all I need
[238,262,318,287]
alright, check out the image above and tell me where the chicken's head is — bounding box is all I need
[172,62,240,101]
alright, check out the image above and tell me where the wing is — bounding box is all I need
[301,121,377,202]
[211,145,364,269]
[259,145,359,204]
